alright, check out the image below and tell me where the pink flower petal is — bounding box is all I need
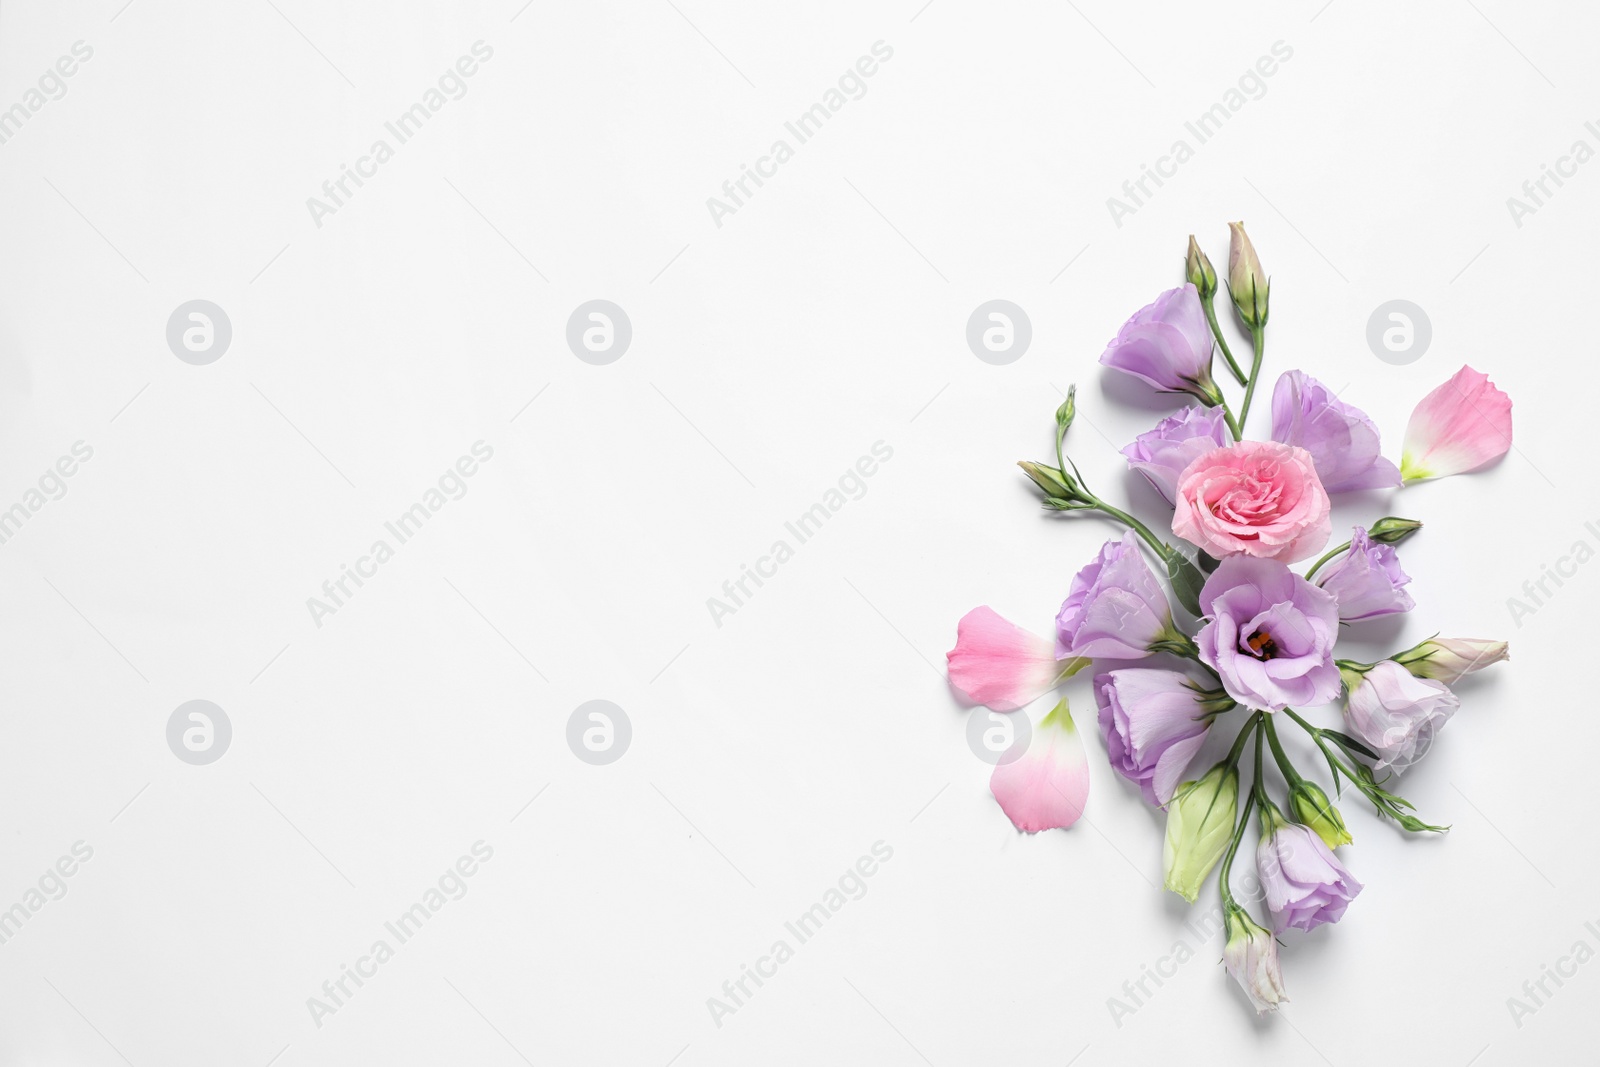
[1401,365,1512,482]
[990,699,1090,832]
[947,607,1068,712]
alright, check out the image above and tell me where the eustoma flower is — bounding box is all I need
[1056,539,1187,660]
[1097,284,1221,402]
[1257,801,1362,931]
[947,607,1077,711]
[1164,762,1238,901]
[1340,660,1459,773]
[1121,406,1231,506]
[1394,637,1510,683]
[1172,441,1331,563]
[989,699,1089,832]
[1223,903,1288,1013]
[1314,526,1415,621]
[1196,557,1341,712]
[1401,365,1513,482]
[1270,371,1401,492]
[1096,669,1230,806]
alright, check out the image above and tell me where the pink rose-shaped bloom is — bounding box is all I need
[947,607,1071,712]
[1121,406,1232,506]
[1098,284,1217,397]
[1055,538,1174,660]
[990,699,1089,832]
[1172,441,1331,563]
[1316,526,1415,621]
[1257,814,1363,932]
[1094,669,1214,808]
[1342,660,1460,773]
[1270,370,1401,492]
[1196,557,1341,712]
[1401,365,1512,482]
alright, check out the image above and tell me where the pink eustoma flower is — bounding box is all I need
[1172,441,1332,563]
[1401,365,1512,482]
[947,607,1074,712]
[990,699,1089,832]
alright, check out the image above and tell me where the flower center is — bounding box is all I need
[1245,629,1279,660]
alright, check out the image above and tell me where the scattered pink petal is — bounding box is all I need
[1401,365,1512,482]
[990,699,1090,832]
[947,607,1070,712]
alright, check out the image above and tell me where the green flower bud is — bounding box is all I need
[1367,516,1423,545]
[1017,460,1076,501]
[1289,780,1352,849]
[1055,385,1077,432]
[1227,221,1269,328]
[1162,762,1238,903]
[1185,235,1217,299]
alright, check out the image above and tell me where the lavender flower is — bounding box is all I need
[1196,557,1341,712]
[1316,526,1415,621]
[1098,284,1219,401]
[1121,406,1230,506]
[1341,660,1459,773]
[1095,669,1226,807]
[1271,370,1401,492]
[1056,539,1177,660]
[1257,803,1363,932]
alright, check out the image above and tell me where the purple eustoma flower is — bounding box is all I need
[1271,371,1401,493]
[1341,660,1460,773]
[1121,406,1231,506]
[1196,557,1341,712]
[1257,807,1363,932]
[1316,526,1415,621]
[1094,669,1218,807]
[1056,539,1176,660]
[1098,284,1219,401]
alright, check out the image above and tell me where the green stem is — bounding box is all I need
[1235,326,1267,432]
[1087,498,1169,560]
[1252,723,1268,806]
[1262,716,1303,787]
[1304,540,1352,581]
[1202,295,1248,386]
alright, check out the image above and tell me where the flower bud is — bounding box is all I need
[1227,221,1269,328]
[1055,385,1077,431]
[1017,460,1076,502]
[1366,516,1423,545]
[1162,762,1237,903]
[1185,236,1217,299]
[1394,637,1509,684]
[1223,902,1288,1014]
[1289,780,1351,849]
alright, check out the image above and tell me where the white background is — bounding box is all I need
[0,0,1594,1064]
